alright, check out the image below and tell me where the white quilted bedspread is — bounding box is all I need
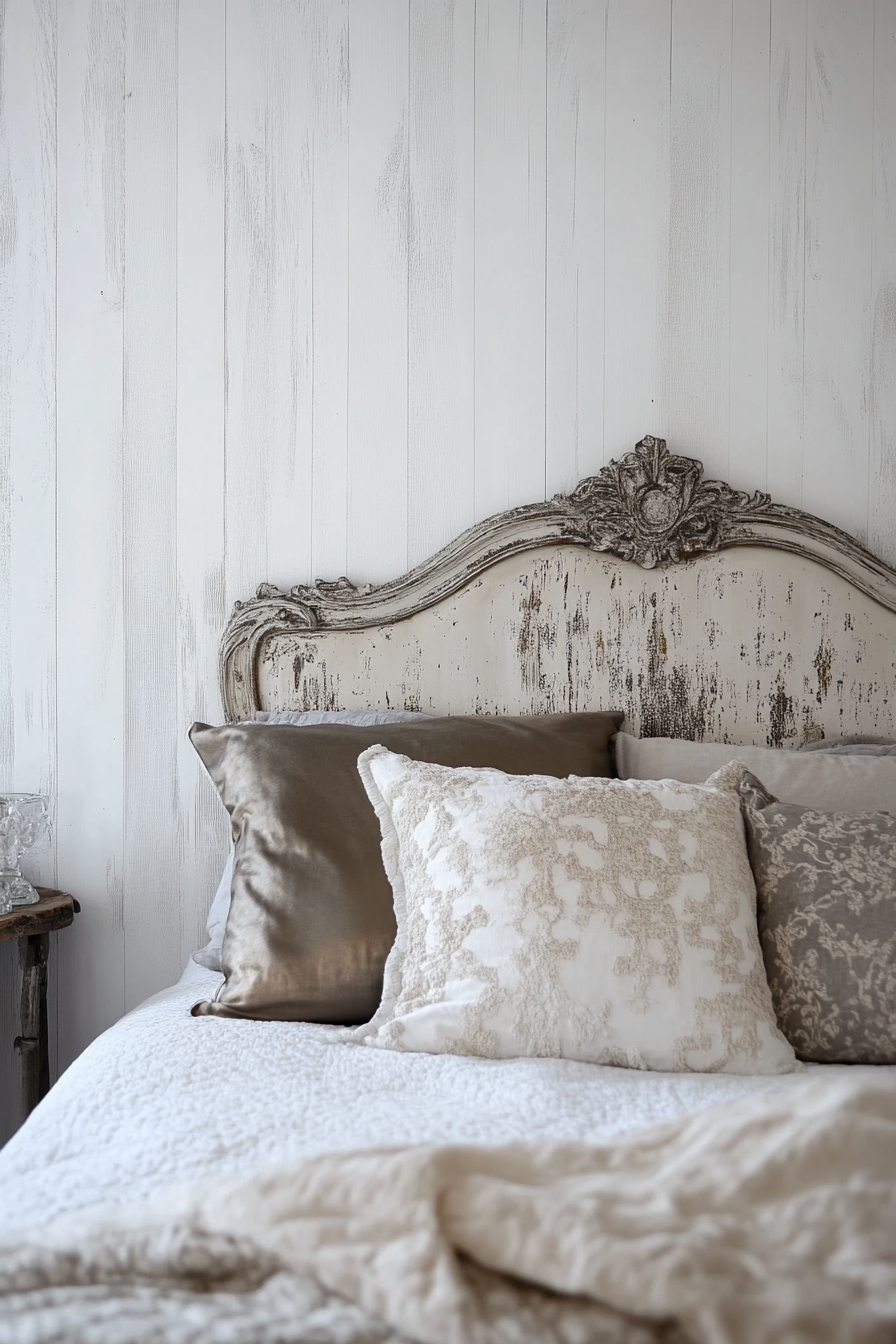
[1,1075,894,1344]
[0,961,891,1235]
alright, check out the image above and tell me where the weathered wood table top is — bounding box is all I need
[0,888,79,942]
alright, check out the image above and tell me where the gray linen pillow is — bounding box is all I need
[735,768,896,1065]
[612,731,896,812]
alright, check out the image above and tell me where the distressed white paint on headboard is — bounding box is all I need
[221,438,896,747]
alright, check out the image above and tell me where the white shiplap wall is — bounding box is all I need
[1,0,894,1143]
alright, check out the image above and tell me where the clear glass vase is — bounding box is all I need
[0,794,50,915]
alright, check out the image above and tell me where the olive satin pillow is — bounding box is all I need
[189,712,623,1023]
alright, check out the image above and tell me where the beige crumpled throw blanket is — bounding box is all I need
[2,1076,895,1344]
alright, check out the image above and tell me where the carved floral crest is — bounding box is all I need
[566,435,770,568]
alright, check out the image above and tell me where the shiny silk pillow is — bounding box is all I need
[189,712,623,1023]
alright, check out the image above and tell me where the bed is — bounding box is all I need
[0,436,894,1344]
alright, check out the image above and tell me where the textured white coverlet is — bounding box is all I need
[0,961,892,1236]
[1,1075,894,1344]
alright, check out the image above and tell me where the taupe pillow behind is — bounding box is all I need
[736,769,896,1065]
[190,712,622,1024]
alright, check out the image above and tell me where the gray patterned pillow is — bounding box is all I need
[736,769,896,1064]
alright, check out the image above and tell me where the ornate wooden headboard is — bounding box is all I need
[220,437,896,746]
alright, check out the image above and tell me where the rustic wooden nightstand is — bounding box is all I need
[0,889,80,1123]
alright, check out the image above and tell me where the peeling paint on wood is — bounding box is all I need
[255,539,896,747]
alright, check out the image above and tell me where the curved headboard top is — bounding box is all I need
[220,437,896,746]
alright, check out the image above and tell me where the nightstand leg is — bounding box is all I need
[14,932,49,1123]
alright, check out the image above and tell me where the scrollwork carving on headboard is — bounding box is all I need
[220,435,896,721]
[567,435,771,567]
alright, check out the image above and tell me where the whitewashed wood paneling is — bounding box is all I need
[728,0,771,493]
[55,0,126,1069]
[122,0,181,1010]
[801,3,874,541]
[602,0,672,458]
[346,0,410,583]
[546,0,606,497]
[408,0,476,566]
[0,0,57,1142]
[55,0,127,1076]
[176,0,228,961]
[474,0,548,518]
[870,0,896,567]
[767,1,808,508]
[2,0,896,1144]
[225,0,316,599]
[309,0,351,583]
[664,0,732,482]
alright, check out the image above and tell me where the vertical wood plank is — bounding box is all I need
[346,0,410,583]
[56,0,126,1069]
[664,0,732,481]
[0,0,57,1141]
[870,0,896,566]
[546,0,606,493]
[602,0,672,461]
[177,0,228,949]
[474,0,548,517]
[407,0,475,567]
[766,0,807,508]
[728,0,771,493]
[225,0,315,600]
[223,0,266,604]
[121,0,180,1009]
[310,0,351,584]
[800,2,874,539]
[0,0,57,812]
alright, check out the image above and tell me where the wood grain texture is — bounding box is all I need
[801,2,874,541]
[176,0,229,959]
[407,0,476,567]
[0,890,76,946]
[474,0,548,518]
[664,0,732,481]
[309,0,351,584]
[870,0,896,567]
[0,942,17,1143]
[767,0,808,508]
[16,931,48,1123]
[602,0,672,457]
[546,0,606,495]
[346,0,410,584]
[225,0,315,600]
[0,0,57,1144]
[728,0,771,493]
[55,0,126,1082]
[121,0,180,1010]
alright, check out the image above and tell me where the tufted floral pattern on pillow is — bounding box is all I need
[736,769,896,1065]
[355,747,795,1074]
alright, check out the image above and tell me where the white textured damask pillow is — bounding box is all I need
[356,748,796,1074]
